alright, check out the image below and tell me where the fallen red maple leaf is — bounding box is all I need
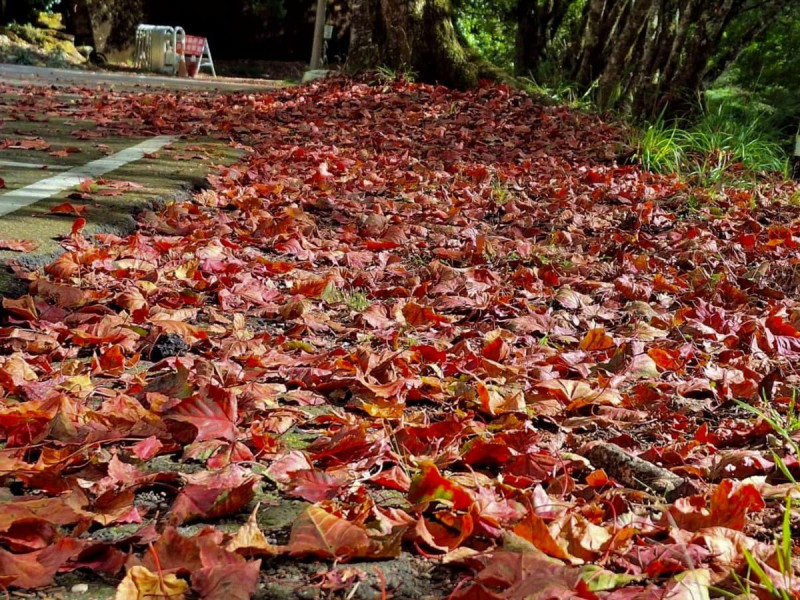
[408,461,473,511]
[665,479,765,531]
[49,202,88,216]
[170,467,258,525]
[166,386,238,443]
[288,505,372,560]
[71,217,86,235]
[0,538,83,588]
[0,239,39,252]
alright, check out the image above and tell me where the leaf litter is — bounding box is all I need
[0,76,799,599]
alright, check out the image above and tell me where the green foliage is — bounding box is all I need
[1,1,60,26]
[736,395,800,466]
[626,5,800,184]
[248,0,286,19]
[519,77,596,109]
[697,7,800,182]
[454,0,516,69]
[723,8,800,137]
[0,20,84,68]
[5,22,50,45]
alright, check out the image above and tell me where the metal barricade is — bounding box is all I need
[134,25,186,75]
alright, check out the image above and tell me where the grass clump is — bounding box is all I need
[634,116,787,184]
[633,88,789,185]
[321,283,371,313]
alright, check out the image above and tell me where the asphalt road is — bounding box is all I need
[0,63,268,294]
[0,63,286,92]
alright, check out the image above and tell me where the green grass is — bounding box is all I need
[518,77,597,109]
[736,393,800,483]
[722,397,800,598]
[344,290,370,313]
[375,64,417,83]
[321,283,371,313]
[735,497,797,600]
[632,87,790,185]
[633,115,788,184]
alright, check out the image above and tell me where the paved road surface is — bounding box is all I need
[0,63,277,293]
[0,63,286,92]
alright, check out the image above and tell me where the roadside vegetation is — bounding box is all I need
[455,0,800,186]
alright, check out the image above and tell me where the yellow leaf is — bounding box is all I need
[59,374,94,393]
[114,566,188,600]
[578,328,615,351]
[227,506,283,557]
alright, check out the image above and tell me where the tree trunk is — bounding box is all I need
[63,0,142,54]
[515,0,538,76]
[515,0,572,79]
[574,0,607,85]
[595,0,656,109]
[348,0,479,88]
[653,0,737,116]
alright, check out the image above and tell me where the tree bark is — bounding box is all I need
[656,0,737,116]
[595,0,656,109]
[515,0,538,76]
[348,0,479,88]
[574,0,607,85]
[515,0,573,79]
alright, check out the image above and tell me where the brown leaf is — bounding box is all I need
[666,479,765,531]
[167,386,238,443]
[0,239,39,252]
[49,202,88,216]
[0,538,83,588]
[170,468,258,525]
[402,302,450,327]
[288,505,371,560]
[192,560,261,600]
[513,510,574,562]
[2,296,38,321]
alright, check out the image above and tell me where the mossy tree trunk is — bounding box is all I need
[348,0,479,88]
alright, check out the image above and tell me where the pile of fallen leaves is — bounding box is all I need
[1,76,800,599]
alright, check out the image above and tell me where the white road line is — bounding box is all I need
[0,135,175,217]
[0,159,70,170]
